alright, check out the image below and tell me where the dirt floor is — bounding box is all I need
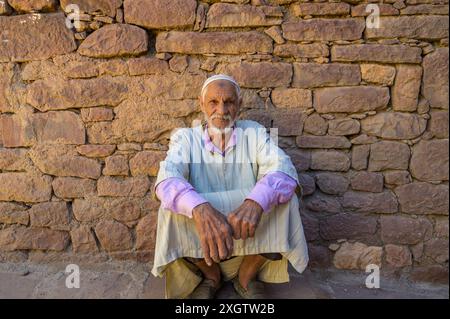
[0,261,447,299]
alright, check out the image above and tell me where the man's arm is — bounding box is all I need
[155,177,207,218]
[228,124,301,240]
[155,128,233,264]
[245,171,298,213]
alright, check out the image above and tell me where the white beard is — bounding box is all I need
[205,114,236,135]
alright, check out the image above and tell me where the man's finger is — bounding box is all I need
[217,235,228,260]
[248,222,256,238]
[208,237,220,264]
[200,237,212,266]
[241,220,249,240]
[225,234,234,258]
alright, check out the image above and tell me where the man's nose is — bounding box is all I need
[216,101,227,115]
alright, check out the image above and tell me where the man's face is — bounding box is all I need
[199,80,242,131]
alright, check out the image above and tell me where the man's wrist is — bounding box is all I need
[244,199,264,214]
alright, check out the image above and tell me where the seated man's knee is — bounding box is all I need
[260,253,283,261]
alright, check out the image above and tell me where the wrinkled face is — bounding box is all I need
[199,80,242,132]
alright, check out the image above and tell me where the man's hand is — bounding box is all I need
[227,199,263,241]
[192,203,234,266]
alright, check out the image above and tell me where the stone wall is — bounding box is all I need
[0,0,448,284]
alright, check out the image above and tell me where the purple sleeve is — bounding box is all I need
[245,171,298,213]
[155,177,208,218]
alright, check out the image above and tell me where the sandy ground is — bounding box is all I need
[0,261,447,299]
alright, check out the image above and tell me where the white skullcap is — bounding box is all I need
[201,74,241,99]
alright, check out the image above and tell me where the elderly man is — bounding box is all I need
[151,74,309,299]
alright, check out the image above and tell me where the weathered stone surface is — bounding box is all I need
[311,150,351,172]
[297,135,351,149]
[52,177,96,199]
[76,145,116,158]
[392,65,422,112]
[352,3,399,16]
[305,193,342,214]
[303,113,328,136]
[380,216,432,245]
[369,141,410,171]
[30,144,101,179]
[328,119,360,136]
[32,111,85,145]
[112,97,185,144]
[0,173,52,203]
[0,203,28,226]
[424,238,449,263]
[0,13,76,62]
[384,171,411,185]
[136,213,157,251]
[7,0,57,12]
[128,57,169,76]
[29,202,69,230]
[81,108,114,123]
[156,31,273,55]
[109,197,158,223]
[315,173,349,195]
[78,24,148,58]
[293,2,350,16]
[409,265,449,284]
[314,87,390,113]
[70,226,98,253]
[350,172,384,193]
[301,212,319,242]
[168,56,188,73]
[207,3,282,27]
[320,213,378,241]
[422,48,449,109]
[292,63,361,89]
[27,77,128,111]
[331,45,422,64]
[341,190,398,214]
[0,148,28,171]
[366,16,448,40]
[350,134,378,145]
[0,63,13,113]
[401,4,449,15]
[0,226,69,251]
[435,218,449,238]
[270,109,306,136]
[410,140,449,182]
[103,155,129,176]
[94,220,133,252]
[218,62,292,88]
[298,174,316,196]
[271,88,312,109]
[61,0,120,17]
[124,0,196,29]
[0,113,35,147]
[333,242,382,270]
[286,149,311,172]
[282,19,365,41]
[361,112,427,140]
[97,176,150,197]
[72,196,108,222]
[130,151,166,177]
[395,182,449,215]
[351,144,370,171]
[360,64,396,86]
[273,43,329,58]
[428,111,449,139]
[385,244,412,267]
